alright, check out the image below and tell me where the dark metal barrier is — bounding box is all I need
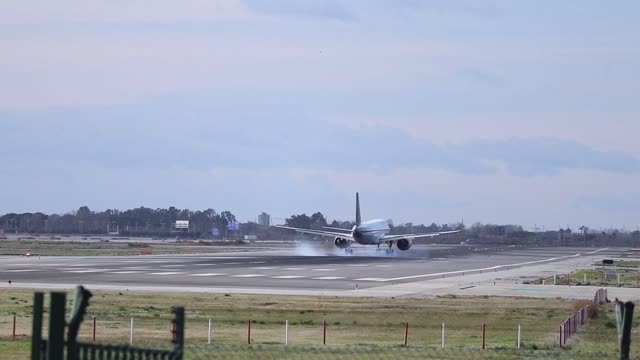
[30,286,184,360]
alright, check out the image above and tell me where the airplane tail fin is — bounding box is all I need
[355,192,361,226]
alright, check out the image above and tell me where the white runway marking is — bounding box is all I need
[382,251,598,282]
[354,278,387,282]
[374,265,392,268]
[190,273,225,277]
[65,269,109,273]
[347,264,369,267]
[283,268,306,271]
[271,275,306,279]
[194,264,214,266]
[5,269,39,272]
[250,261,267,264]
[110,271,143,274]
[162,265,187,268]
[312,277,345,280]
[312,269,336,272]
[224,262,242,265]
[252,267,277,270]
[147,272,187,275]
[232,274,265,278]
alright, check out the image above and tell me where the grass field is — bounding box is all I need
[0,288,632,359]
[527,267,640,288]
[0,239,273,256]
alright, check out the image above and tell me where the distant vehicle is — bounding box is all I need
[277,193,459,255]
[24,252,32,257]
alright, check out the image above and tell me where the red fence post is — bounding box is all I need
[482,323,486,350]
[404,322,409,347]
[12,313,16,341]
[323,320,326,345]
[92,316,96,342]
[247,320,251,344]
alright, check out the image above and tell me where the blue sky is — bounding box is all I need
[1,1,639,230]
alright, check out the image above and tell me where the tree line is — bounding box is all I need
[1,207,638,246]
[0,206,237,238]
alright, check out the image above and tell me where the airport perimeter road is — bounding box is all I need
[0,246,631,299]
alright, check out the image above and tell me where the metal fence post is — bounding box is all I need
[48,292,66,360]
[285,320,289,346]
[323,320,327,345]
[172,306,185,359]
[517,325,521,349]
[482,323,486,350]
[130,318,134,344]
[404,322,409,347]
[30,293,44,360]
[615,300,635,360]
[441,323,445,350]
[208,319,212,344]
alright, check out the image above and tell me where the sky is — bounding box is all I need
[1,1,639,230]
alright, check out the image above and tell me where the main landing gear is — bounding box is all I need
[344,248,354,255]
[376,243,395,255]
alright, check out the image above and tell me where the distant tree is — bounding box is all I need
[631,230,640,248]
[426,223,440,232]
[286,214,312,229]
[310,212,327,229]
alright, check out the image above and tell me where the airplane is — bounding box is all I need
[276,193,460,255]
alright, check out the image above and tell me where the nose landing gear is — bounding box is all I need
[344,248,354,255]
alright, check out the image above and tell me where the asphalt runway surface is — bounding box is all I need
[2,244,635,300]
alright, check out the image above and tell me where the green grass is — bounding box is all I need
[0,288,618,359]
[0,239,274,256]
[527,268,640,287]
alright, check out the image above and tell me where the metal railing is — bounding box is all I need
[30,286,184,360]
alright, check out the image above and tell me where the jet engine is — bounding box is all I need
[334,237,350,249]
[396,238,412,251]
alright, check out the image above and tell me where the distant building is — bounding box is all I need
[257,212,271,226]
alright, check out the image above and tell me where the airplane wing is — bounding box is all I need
[322,226,352,233]
[275,225,354,239]
[382,230,461,242]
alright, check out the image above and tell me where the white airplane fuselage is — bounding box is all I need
[350,219,390,245]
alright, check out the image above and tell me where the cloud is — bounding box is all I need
[332,113,640,158]
[0,0,250,25]
[2,101,639,178]
[243,0,354,21]
[575,193,640,215]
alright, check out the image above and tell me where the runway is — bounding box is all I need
[0,245,633,299]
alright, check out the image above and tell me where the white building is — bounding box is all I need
[257,212,271,226]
